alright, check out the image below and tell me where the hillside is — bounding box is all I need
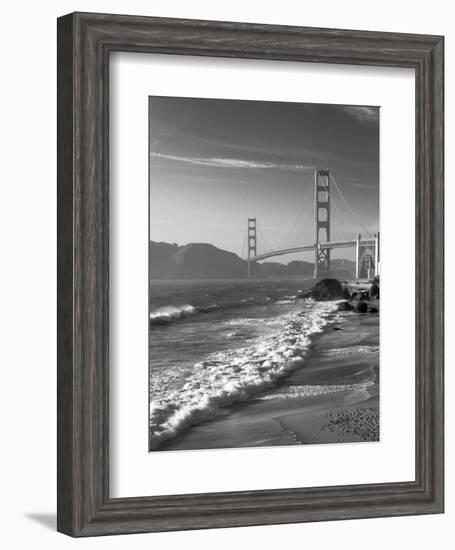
[149,241,355,279]
[149,241,246,279]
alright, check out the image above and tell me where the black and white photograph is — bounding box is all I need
[148,97,380,451]
[0,0,448,544]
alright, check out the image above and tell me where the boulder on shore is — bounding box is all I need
[337,301,354,312]
[369,283,380,300]
[298,278,346,301]
[354,301,368,313]
[354,290,370,301]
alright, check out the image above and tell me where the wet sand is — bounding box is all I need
[161,304,379,451]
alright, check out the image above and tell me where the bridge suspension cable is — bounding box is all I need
[329,173,372,237]
[256,223,274,256]
[240,228,248,259]
[327,187,352,238]
[275,174,314,251]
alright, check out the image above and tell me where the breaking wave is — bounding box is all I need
[149,305,197,325]
[149,301,339,449]
[149,296,293,327]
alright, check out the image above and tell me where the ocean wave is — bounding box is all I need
[221,317,267,327]
[149,301,339,449]
[199,304,219,313]
[149,304,196,325]
[149,297,276,327]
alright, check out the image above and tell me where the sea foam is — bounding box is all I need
[258,382,374,401]
[149,301,338,449]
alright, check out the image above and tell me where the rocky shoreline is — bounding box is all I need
[298,276,380,314]
[160,278,380,450]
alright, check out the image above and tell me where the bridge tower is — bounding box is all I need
[247,217,257,277]
[313,169,331,279]
[356,232,380,279]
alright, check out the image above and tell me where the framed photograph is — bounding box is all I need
[57,12,444,536]
[147,97,381,453]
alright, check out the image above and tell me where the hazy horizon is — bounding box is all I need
[149,97,379,263]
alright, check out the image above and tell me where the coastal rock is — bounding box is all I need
[343,287,352,299]
[354,290,370,301]
[354,301,368,313]
[369,283,380,299]
[302,278,345,301]
[337,301,354,312]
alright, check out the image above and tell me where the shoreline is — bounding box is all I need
[158,301,379,451]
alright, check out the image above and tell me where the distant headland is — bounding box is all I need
[149,240,355,280]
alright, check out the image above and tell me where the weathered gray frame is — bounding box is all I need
[57,12,444,537]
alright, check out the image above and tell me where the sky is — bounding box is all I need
[149,97,379,262]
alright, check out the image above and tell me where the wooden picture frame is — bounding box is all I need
[57,12,444,536]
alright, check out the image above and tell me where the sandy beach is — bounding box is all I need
[160,301,379,451]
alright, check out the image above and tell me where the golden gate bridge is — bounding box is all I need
[242,168,379,279]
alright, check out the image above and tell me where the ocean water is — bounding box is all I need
[149,279,340,450]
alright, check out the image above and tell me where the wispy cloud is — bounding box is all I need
[341,106,379,124]
[354,182,374,189]
[150,152,315,172]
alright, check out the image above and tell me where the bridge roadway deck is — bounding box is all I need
[250,239,376,262]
